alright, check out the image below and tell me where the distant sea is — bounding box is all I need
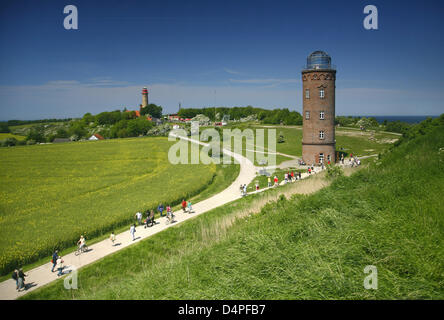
[354,115,439,124]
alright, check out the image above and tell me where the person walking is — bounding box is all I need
[267,176,271,187]
[51,250,59,272]
[187,200,193,213]
[255,181,259,191]
[243,184,247,195]
[11,269,19,291]
[130,224,136,241]
[166,205,174,223]
[135,211,142,225]
[299,172,302,179]
[158,203,164,217]
[273,176,278,186]
[147,209,155,227]
[17,269,27,290]
[110,231,116,246]
[284,172,288,182]
[56,257,64,277]
[291,171,295,182]
[181,199,187,213]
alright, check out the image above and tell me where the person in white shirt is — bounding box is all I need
[130,224,136,241]
[135,212,142,225]
[110,232,116,246]
[56,257,64,276]
[77,235,86,251]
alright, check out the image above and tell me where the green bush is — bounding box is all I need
[325,164,344,180]
[2,137,18,147]
[0,123,10,133]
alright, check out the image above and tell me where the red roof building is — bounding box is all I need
[89,133,105,141]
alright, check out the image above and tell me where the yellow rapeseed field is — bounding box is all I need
[0,136,216,274]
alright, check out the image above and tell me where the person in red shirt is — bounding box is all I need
[273,176,278,186]
[181,199,187,213]
[291,171,294,182]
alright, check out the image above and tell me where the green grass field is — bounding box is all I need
[0,133,26,141]
[221,125,396,165]
[0,136,239,275]
[23,121,444,299]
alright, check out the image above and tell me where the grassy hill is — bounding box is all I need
[0,136,239,276]
[24,116,444,299]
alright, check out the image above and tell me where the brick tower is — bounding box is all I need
[301,51,336,165]
[142,87,149,107]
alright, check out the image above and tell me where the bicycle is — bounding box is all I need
[74,244,89,256]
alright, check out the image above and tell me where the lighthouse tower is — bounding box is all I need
[142,87,149,107]
[301,51,336,165]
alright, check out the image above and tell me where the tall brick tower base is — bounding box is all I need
[301,51,336,165]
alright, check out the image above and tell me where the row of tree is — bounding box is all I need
[177,106,303,125]
[81,103,163,126]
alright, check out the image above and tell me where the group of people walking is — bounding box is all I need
[243,170,305,196]
[129,200,194,241]
[51,250,65,276]
[11,268,27,291]
[348,154,361,167]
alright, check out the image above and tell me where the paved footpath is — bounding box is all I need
[0,136,256,300]
[0,134,328,300]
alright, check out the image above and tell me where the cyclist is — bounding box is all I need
[77,235,86,252]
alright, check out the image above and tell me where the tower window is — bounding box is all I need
[320,111,325,120]
[305,89,310,99]
[319,88,325,99]
[305,111,310,120]
[319,130,325,140]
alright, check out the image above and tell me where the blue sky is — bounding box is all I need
[0,0,443,120]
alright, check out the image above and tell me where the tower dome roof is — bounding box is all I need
[306,50,332,70]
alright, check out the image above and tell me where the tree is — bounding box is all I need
[56,128,69,138]
[82,113,94,125]
[0,122,10,133]
[26,126,45,143]
[140,104,162,118]
[68,122,87,139]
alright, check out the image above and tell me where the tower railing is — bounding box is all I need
[302,64,336,71]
